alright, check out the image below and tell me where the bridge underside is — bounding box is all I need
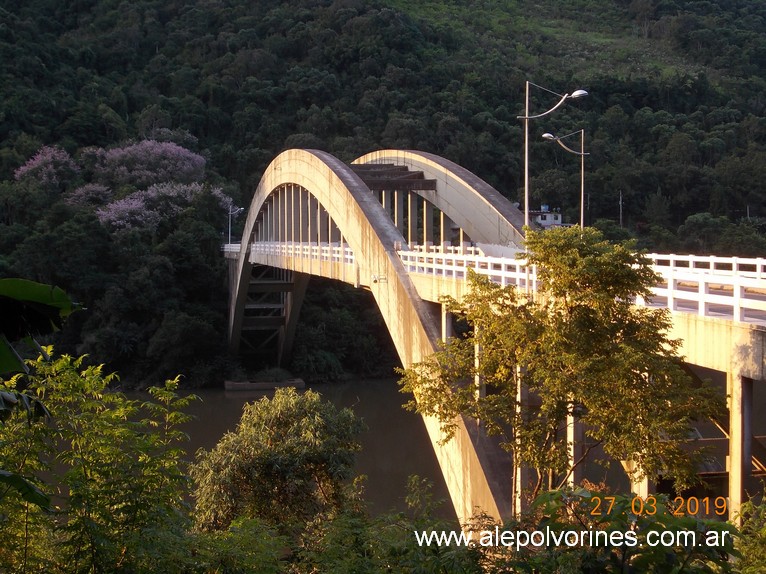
[669,313,766,517]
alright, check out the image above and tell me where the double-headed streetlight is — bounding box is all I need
[517,82,588,232]
[513,83,587,517]
[228,205,244,244]
[542,130,589,229]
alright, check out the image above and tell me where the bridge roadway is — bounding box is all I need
[226,148,766,523]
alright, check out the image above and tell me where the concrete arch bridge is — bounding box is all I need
[226,148,766,523]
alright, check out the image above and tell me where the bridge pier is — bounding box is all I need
[567,417,585,488]
[407,193,418,244]
[729,373,753,523]
[423,201,434,244]
[666,313,765,522]
[441,303,453,342]
[278,272,309,367]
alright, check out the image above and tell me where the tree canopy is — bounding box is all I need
[191,387,365,532]
[2,0,766,383]
[400,227,725,497]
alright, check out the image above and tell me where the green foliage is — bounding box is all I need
[294,475,483,574]
[191,517,289,574]
[0,278,71,514]
[2,0,766,243]
[0,349,751,572]
[737,494,766,573]
[0,352,198,573]
[191,387,365,532]
[401,227,725,495]
[677,212,766,256]
[2,0,766,384]
[0,278,79,374]
[0,139,231,386]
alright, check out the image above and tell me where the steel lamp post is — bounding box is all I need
[542,130,589,229]
[513,83,587,518]
[228,206,244,244]
[517,82,588,233]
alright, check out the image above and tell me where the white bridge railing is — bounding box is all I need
[399,245,766,324]
[225,242,766,325]
[223,242,354,264]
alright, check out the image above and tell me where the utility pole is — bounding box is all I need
[619,190,623,228]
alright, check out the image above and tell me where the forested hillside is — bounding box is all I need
[1,0,765,383]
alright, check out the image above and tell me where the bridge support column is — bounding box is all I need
[407,193,417,244]
[278,186,285,242]
[441,303,453,342]
[423,200,434,244]
[278,271,310,367]
[380,189,390,217]
[307,194,317,274]
[286,186,293,242]
[728,372,753,523]
[440,212,453,246]
[622,459,656,499]
[394,190,405,235]
[318,204,329,275]
[567,416,584,487]
[513,377,532,516]
[264,201,272,241]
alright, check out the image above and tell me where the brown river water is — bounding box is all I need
[165,378,454,519]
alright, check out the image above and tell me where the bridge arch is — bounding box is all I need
[229,148,516,522]
[354,149,527,248]
[229,148,440,367]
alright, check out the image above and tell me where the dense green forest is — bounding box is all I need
[2,0,766,384]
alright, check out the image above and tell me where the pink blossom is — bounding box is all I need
[64,183,113,207]
[96,191,161,231]
[14,146,80,189]
[97,182,233,231]
[94,140,206,188]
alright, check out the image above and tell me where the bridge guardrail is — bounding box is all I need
[644,254,766,323]
[225,242,766,325]
[225,242,355,265]
[398,247,766,325]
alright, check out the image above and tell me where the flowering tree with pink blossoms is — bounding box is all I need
[64,183,113,207]
[5,138,239,389]
[96,182,233,232]
[93,140,206,188]
[14,146,80,191]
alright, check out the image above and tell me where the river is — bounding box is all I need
[177,378,454,519]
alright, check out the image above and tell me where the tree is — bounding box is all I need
[0,278,80,518]
[13,146,80,193]
[92,140,206,189]
[738,493,766,573]
[191,387,364,532]
[677,212,766,257]
[0,353,198,573]
[400,227,724,499]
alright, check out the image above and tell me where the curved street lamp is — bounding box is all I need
[228,206,244,244]
[516,82,588,232]
[514,83,587,517]
[542,130,589,229]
